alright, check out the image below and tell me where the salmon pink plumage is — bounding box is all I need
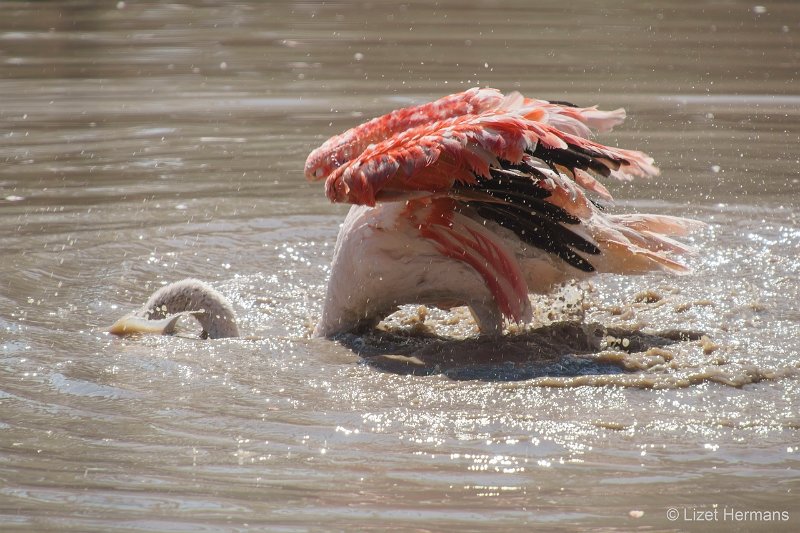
[306,88,701,337]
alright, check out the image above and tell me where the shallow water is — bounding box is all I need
[1,0,799,531]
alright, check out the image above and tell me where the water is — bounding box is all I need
[1,1,799,531]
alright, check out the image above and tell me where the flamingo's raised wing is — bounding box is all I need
[305,87,643,187]
[311,106,657,207]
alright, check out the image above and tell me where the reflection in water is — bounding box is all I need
[1,1,799,531]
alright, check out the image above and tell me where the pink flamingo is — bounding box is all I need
[306,87,701,337]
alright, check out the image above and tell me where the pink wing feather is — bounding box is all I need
[407,197,531,323]
[305,87,508,180]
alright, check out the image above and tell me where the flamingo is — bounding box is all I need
[306,87,701,337]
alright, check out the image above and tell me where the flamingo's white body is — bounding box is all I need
[316,202,554,336]
[308,88,700,337]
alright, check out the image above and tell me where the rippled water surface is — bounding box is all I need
[2,1,799,531]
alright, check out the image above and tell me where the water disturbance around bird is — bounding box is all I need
[1,1,798,531]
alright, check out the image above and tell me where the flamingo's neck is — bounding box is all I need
[142,278,239,339]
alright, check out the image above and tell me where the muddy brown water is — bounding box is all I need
[1,1,799,531]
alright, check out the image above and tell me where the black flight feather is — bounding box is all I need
[454,160,600,272]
